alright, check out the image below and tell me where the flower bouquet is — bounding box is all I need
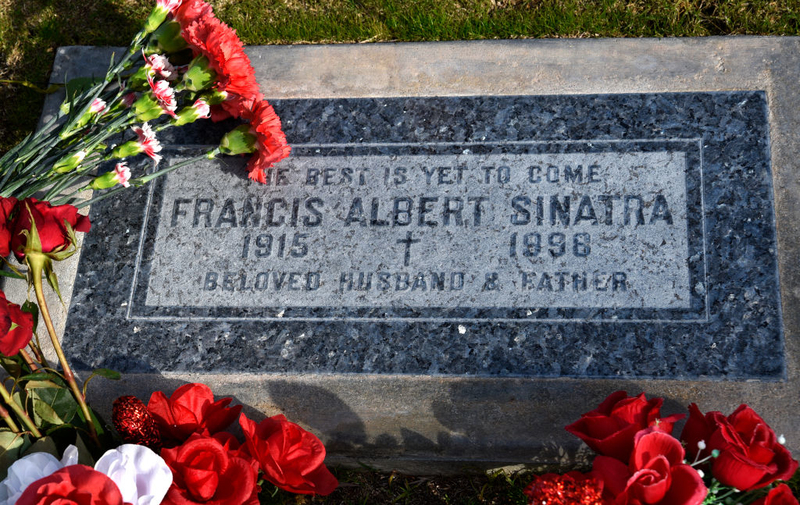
[524,391,799,505]
[0,0,339,502]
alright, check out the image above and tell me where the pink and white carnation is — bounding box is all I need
[146,75,177,118]
[0,446,78,505]
[94,445,172,505]
[90,98,107,114]
[114,163,131,187]
[193,98,210,118]
[144,53,177,81]
[157,0,182,13]
[132,123,163,165]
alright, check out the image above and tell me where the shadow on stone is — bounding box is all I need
[265,380,370,452]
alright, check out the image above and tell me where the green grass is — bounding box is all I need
[1,0,800,152]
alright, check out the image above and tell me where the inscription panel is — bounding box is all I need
[135,140,705,320]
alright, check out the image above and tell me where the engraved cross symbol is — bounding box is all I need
[397,231,420,267]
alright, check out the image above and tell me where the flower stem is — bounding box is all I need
[75,149,219,209]
[19,349,39,372]
[0,400,20,433]
[31,263,99,445]
[0,384,39,436]
[28,334,50,369]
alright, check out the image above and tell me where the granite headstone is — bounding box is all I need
[42,39,800,470]
[71,92,780,379]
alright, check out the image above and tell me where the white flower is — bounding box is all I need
[61,445,79,466]
[0,445,79,505]
[94,444,172,505]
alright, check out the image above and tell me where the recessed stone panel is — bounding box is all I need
[139,144,698,315]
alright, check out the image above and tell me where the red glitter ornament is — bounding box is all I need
[112,396,162,449]
[523,472,603,505]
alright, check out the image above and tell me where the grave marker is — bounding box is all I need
[68,92,780,380]
[43,39,800,469]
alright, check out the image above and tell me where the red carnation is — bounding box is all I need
[680,403,798,491]
[148,383,241,446]
[181,9,262,120]
[245,101,291,183]
[240,413,338,496]
[565,391,684,463]
[9,198,90,261]
[0,290,33,356]
[172,0,212,29]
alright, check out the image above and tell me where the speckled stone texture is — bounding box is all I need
[64,91,780,379]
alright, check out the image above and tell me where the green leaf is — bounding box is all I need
[24,380,62,390]
[33,399,64,425]
[0,354,25,379]
[33,387,78,425]
[21,301,39,334]
[20,436,58,458]
[45,263,62,302]
[73,432,95,467]
[18,372,61,383]
[0,431,31,480]
[0,270,25,280]
[91,368,121,380]
[12,391,25,411]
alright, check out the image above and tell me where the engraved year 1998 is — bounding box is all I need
[509,232,591,258]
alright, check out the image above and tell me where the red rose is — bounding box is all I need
[565,391,685,462]
[161,434,258,505]
[753,484,800,505]
[680,403,798,491]
[148,383,241,445]
[240,413,338,496]
[524,471,603,505]
[17,465,123,505]
[10,198,90,261]
[592,430,707,505]
[0,290,33,356]
[0,197,18,256]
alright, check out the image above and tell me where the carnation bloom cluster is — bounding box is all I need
[525,391,800,505]
[1,0,290,207]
